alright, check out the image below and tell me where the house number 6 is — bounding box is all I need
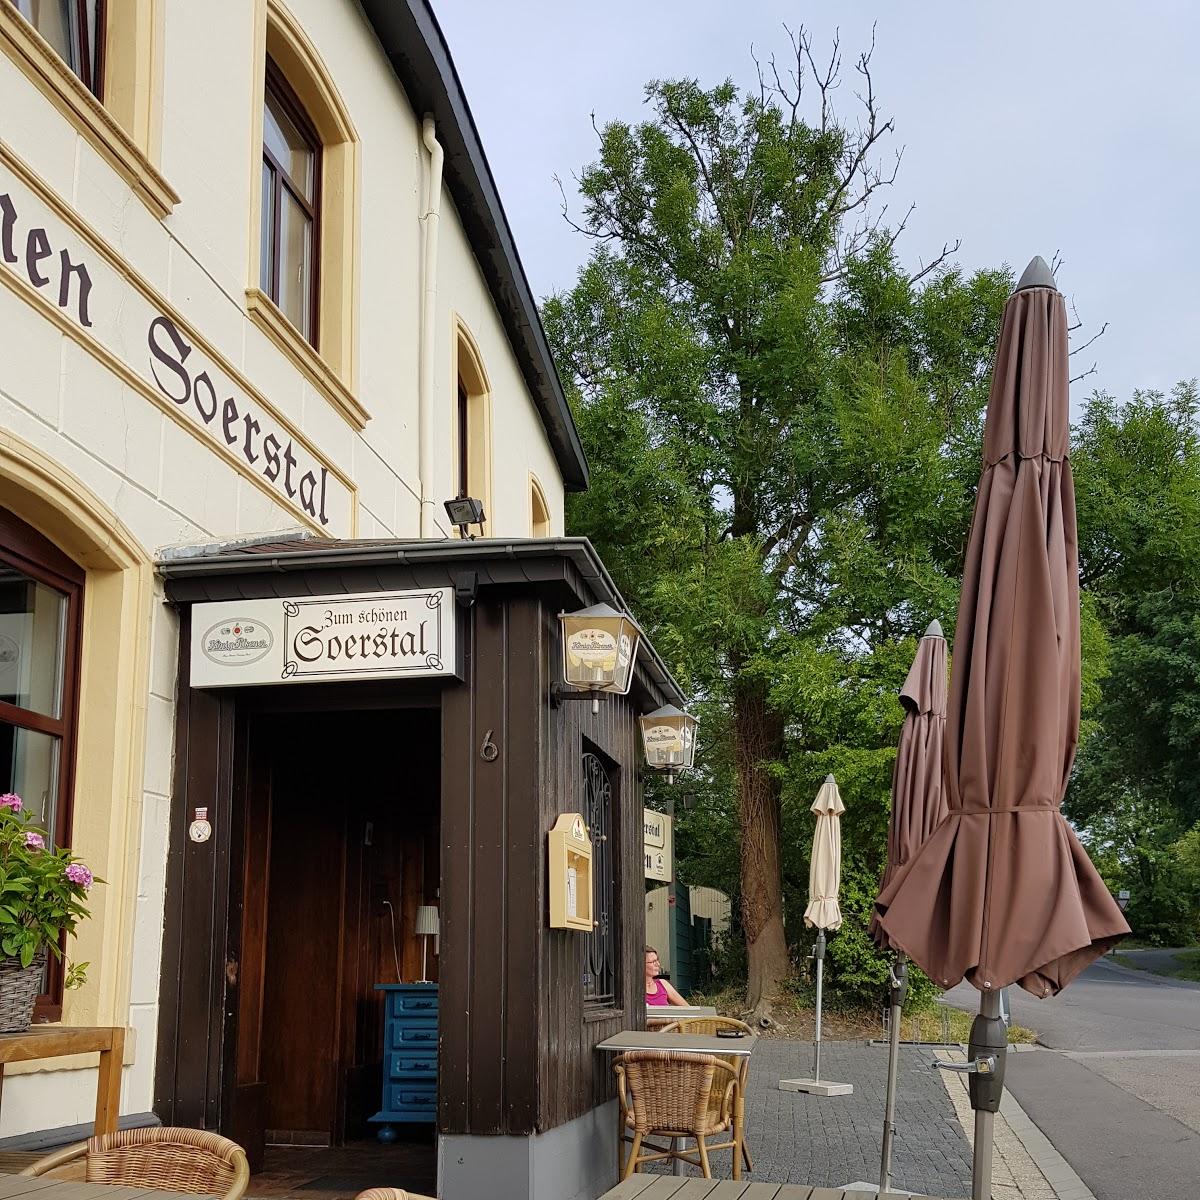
[480,729,499,762]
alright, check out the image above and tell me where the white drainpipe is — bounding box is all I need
[418,116,443,538]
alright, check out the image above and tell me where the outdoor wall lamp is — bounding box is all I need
[638,704,699,784]
[444,495,486,538]
[552,602,640,714]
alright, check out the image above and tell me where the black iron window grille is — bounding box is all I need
[582,750,616,1005]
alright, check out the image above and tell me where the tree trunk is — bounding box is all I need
[735,672,790,1022]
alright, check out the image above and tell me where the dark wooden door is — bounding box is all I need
[259,748,347,1140]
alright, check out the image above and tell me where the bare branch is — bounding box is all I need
[1069,321,1109,358]
[908,236,962,284]
[1070,362,1100,386]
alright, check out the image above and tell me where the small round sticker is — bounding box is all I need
[189,819,212,843]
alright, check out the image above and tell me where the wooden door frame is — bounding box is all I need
[153,607,445,1140]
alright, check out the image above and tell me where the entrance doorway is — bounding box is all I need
[230,706,439,1174]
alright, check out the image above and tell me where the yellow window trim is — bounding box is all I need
[0,431,154,1046]
[104,0,165,166]
[248,0,363,428]
[529,471,552,537]
[0,2,177,219]
[453,316,493,538]
[246,286,369,431]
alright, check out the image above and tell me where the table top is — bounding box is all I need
[595,1029,757,1057]
[0,1174,207,1200]
[0,1027,122,1064]
[597,1176,954,1199]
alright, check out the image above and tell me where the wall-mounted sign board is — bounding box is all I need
[549,812,593,931]
[644,808,672,882]
[190,589,456,688]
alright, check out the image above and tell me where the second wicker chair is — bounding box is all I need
[614,1049,742,1180]
[657,1015,756,1171]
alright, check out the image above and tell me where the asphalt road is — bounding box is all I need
[945,955,1200,1200]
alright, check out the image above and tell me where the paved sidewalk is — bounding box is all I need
[650,1038,1090,1200]
[740,1039,972,1196]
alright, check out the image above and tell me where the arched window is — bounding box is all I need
[530,474,551,538]
[453,319,492,535]
[248,0,364,429]
[0,505,84,1015]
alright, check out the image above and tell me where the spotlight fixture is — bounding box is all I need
[444,495,486,538]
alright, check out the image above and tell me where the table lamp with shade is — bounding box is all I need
[415,904,439,982]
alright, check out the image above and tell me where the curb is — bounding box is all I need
[999,1087,1098,1200]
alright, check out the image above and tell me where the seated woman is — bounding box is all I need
[644,945,688,1007]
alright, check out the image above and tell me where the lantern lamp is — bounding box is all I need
[639,704,698,782]
[554,603,641,713]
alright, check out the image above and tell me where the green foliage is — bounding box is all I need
[802,864,940,1013]
[546,48,1014,1008]
[1069,384,1200,945]
[0,795,96,985]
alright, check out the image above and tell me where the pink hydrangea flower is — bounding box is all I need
[0,793,21,812]
[24,831,45,850]
[65,862,93,890]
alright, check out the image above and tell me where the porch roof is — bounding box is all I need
[158,535,685,708]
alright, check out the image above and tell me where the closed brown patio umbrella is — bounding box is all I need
[874,256,1130,1200]
[871,618,948,1193]
[870,618,949,952]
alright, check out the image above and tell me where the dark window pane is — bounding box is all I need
[0,723,60,840]
[264,88,314,200]
[278,187,313,336]
[17,0,101,96]
[0,565,67,718]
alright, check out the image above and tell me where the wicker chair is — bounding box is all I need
[21,1127,250,1200]
[355,1190,437,1200]
[656,1015,755,1170]
[613,1050,742,1180]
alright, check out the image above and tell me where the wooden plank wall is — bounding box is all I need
[153,605,239,1129]
[438,592,651,1136]
[536,600,646,1133]
[439,594,541,1135]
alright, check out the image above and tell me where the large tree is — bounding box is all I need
[544,34,1008,1015]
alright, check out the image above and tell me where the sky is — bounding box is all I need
[435,0,1200,408]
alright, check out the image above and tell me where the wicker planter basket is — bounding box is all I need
[0,951,45,1033]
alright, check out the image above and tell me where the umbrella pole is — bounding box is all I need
[970,989,1007,1200]
[879,955,908,1194]
[812,929,826,1082]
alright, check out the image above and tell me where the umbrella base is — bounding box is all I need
[778,1077,853,1096]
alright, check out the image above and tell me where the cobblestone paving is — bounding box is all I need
[652,1039,973,1197]
[749,1040,972,1197]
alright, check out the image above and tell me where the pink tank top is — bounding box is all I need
[646,977,670,1006]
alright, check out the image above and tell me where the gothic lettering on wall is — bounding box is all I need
[0,169,352,532]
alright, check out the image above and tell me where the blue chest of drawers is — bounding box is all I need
[369,983,438,1139]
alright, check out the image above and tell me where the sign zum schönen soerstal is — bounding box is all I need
[189,589,456,688]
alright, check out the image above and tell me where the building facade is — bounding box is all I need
[0,4,666,1197]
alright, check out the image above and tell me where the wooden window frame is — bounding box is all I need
[0,506,84,1022]
[456,379,470,499]
[261,56,321,348]
[9,0,106,100]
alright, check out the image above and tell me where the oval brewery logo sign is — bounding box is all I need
[201,618,274,666]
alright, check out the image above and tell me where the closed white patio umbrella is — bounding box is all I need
[780,774,852,1097]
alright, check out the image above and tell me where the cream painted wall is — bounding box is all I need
[0,0,569,1137]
